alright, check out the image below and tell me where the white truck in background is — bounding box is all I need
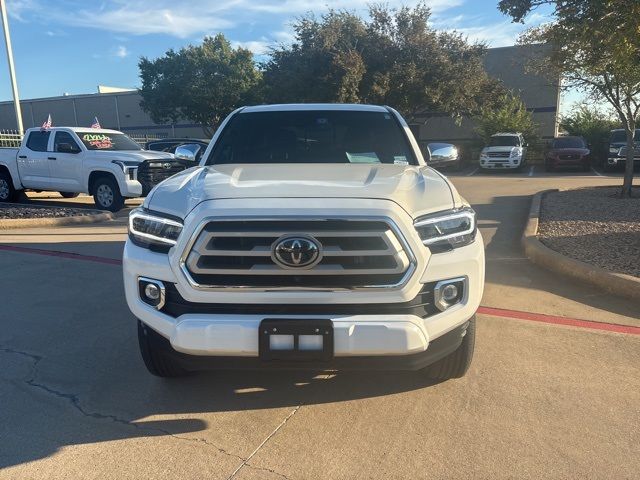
[0,127,185,211]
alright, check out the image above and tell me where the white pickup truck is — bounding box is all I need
[124,104,485,381]
[0,127,186,211]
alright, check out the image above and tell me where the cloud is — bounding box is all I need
[437,10,551,47]
[9,0,463,38]
[113,45,129,58]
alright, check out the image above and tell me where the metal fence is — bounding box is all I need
[128,133,167,146]
[0,130,170,148]
[0,130,22,148]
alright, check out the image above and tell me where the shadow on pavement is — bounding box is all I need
[0,241,440,469]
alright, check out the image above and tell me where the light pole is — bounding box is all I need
[0,0,23,135]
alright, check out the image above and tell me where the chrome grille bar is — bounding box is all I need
[180,217,416,290]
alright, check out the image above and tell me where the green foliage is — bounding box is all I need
[263,3,505,120]
[139,34,262,130]
[560,104,619,159]
[474,92,538,143]
[499,0,640,195]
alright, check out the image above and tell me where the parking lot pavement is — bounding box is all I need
[1,172,639,479]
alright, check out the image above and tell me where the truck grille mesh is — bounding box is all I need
[182,219,414,289]
[137,160,186,195]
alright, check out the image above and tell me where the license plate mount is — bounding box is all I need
[259,319,334,362]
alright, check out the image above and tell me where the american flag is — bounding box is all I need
[41,114,52,130]
[90,116,101,129]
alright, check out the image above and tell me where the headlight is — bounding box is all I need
[609,147,620,155]
[414,207,477,252]
[510,149,521,157]
[128,208,183,251]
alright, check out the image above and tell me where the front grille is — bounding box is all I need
[162,282,438,318]
[182,219,415,289]
[137,160,186,195]
[618,146,640,158]
[487,152,510,158]
[559,154,579,160]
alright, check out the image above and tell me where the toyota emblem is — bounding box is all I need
[272,236,322,269]
[162,162,172,170]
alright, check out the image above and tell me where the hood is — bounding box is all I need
[548,148,589,156]
[93,150,174,164]
[145,164,456,219]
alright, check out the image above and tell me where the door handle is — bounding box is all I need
[48,156,57,160]
[18,155,26,158]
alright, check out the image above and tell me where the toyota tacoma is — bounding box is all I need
[124,104,485,380]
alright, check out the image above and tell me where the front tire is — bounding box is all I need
[59,192,80,198]
[138,321,189,378]
[93,176,124,212]
[422,317,476,380]
[0,171,18,202]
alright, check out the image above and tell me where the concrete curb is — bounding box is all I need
[0,204,114,230]
[522,189,640,302]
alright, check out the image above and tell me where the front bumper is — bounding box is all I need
[607,157,640,166]
[123,198,484,363]
[140,319,471,371]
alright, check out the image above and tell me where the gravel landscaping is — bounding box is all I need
[538,187,640,278]
[0,204,96,219]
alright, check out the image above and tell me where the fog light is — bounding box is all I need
[434,277,466,312]
[138,277,165,309]
[145,283,160,301]
[441,284,458,302]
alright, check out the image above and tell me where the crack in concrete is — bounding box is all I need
[244,463,294,480]
[0,345,243,462]
[227,405,301,480]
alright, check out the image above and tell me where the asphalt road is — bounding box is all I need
[1,167,638,479]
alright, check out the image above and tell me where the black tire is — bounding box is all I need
[582,163,590,172]
[423,317,476,380]
[59,192,80,198]
[545,162,554,172]
[92,176,124,212]
[138,321,189,378]
[0,170,18,202]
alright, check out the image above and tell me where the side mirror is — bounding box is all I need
[175,144,201,162]
[58,143,79,154]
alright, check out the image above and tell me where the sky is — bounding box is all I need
[0,0,562,102]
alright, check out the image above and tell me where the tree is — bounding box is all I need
[474,92,538,143]
[560,103,619,160]
[263,3,504,122]
[498,0,640,197]
[139,34,262,134]
[262,11,367,104]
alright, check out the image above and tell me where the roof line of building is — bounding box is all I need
[0,90,139,105]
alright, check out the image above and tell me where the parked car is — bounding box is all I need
[604,129,640,172]
[424,142,461,170]
[0,127,186,211]
[145,138,209,163]
[124,104,485,380]
[545,136,590,172]
[479,132,527,170]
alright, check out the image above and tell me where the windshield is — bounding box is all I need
[206,110,417,165]
[489,136,520,147]
[78,132,142,151]
[552,137,586,149]
[610,130,640,143]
